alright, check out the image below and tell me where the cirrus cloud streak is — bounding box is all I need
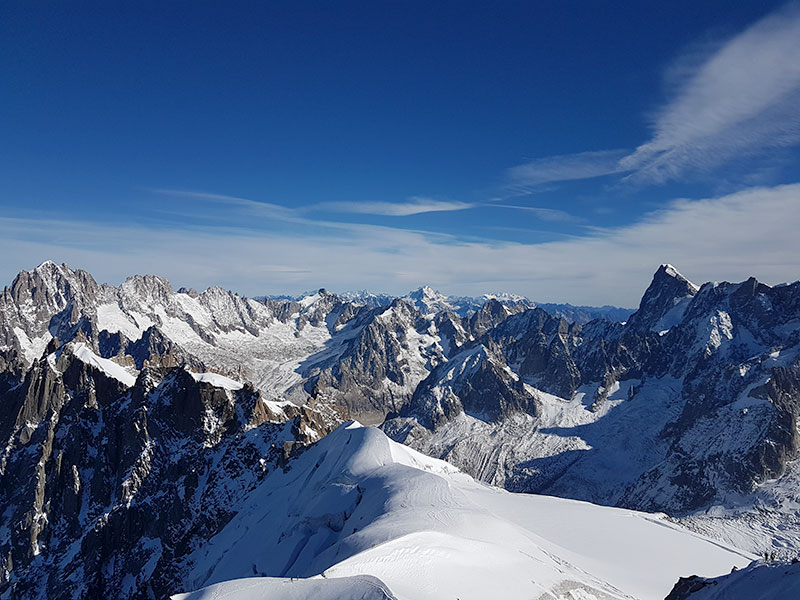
[2,185,799,306]
[507,3,800,188]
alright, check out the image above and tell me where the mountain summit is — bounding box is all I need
[625,263,699,333]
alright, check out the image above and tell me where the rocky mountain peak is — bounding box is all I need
[2,261,800,597]
[120,273,175,304]
[337,289,395,309]
[0,263,102,364]
[469,298,524,338]
[7,261,99,307]
[625,264,699,333]
[660,263,699,289]
[404,286,452,315]
[415,285,437,298]
[32,259,69,278]
[176,286,200,298]
[408,285,436,297]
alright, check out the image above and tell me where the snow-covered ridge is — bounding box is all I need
[188,371,243,391]
[173,575,397,600]
[174,423,752,600]
[662,263,700,292]
[70,342,137,387]
[270,287,632,322]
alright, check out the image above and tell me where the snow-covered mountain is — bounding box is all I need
[271,286,633,323]
[171,423,751,600]
[1,260,799,598]
[383,264,800,520]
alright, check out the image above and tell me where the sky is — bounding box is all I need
[2,1,800,306]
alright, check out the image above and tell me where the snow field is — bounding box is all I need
[174,424,753,600]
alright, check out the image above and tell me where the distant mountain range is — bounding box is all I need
[1,261,798,599]
[266,286,634,324]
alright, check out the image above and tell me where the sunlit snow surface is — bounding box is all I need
[70,342,137,387]
[172,424,753,600]
[92,290,336,397]
[188,371,244,390]
[173,575,396,600]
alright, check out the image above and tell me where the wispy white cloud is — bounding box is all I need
[309,197,475,216]
[620,2,800,182]
[152,189,471,241]
[158,189,572,223]
[489,204,579,222]
[3,184,800,306]
[153,189,299,220]
[505,150,629,189]
[507,4,800,187]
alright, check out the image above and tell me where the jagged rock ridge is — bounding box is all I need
[383,264,800,522]
[2,261,800,598]
[0,339,329,599]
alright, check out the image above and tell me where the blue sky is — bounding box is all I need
[2,1,800,306]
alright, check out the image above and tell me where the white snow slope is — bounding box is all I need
[678,456,800,561]
[172,423,754,600]
[70,342,137,387]
[173,574,396,600]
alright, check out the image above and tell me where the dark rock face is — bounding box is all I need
[100,326,206,371]
[664,574,716,600]
[400,344,538,430]
[0,262,101,360]
[299,300,445,425]
[468,299,525,338]
[664,560,800,600]
[0,347,330,600]
[625,263,698,333]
